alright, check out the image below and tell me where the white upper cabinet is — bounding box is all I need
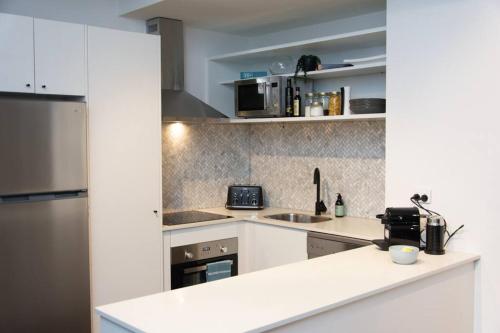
[0,14,86,96]
[34,18,86,96]
[0,13,35,93]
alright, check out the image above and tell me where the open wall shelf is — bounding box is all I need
[176,113,387,125]
[219,62,386,85]
[210,27,386,63]
[208,25,387,118]
[223,113,386,124]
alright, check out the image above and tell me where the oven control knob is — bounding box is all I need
[184,251,194,260]
[219,246,228,254]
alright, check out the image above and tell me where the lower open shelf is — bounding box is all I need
[203,113,386,124]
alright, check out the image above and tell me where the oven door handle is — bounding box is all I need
[184,265,207,274]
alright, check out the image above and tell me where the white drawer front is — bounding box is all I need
[170,222,239,247]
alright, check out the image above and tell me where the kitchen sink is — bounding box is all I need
[264,213,331,223]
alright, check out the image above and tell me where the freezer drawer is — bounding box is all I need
[0,97,87,196]
[0,195,90,333]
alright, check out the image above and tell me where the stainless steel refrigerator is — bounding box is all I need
[0,96,90,332]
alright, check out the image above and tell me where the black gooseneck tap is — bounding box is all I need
[313,168,327,215]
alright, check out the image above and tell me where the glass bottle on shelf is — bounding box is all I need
[293,87,301,117]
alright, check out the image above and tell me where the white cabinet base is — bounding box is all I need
[271,263,475,333]
[245,222,307,272]
[163,221,308,286]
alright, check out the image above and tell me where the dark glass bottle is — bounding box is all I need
[285,78,293,117]
[293,87,301,117]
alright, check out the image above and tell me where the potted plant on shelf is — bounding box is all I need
[294,55,321,81]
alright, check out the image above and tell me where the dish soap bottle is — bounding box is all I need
[335,193,345,217]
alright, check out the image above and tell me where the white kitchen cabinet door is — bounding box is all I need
[246,223,307,272]
[34,18,86,95]
[0,13,35,93]
[87,26,162,333]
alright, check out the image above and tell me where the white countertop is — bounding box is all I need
[96,246,479,333]
[163,207,384,241]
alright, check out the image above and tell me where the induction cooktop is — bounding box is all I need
[162,210,233,226]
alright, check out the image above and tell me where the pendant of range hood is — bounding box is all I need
[147,17,228,122]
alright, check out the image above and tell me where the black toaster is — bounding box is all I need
[226,185,264,210]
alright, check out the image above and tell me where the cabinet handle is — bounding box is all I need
[26,83,31,87]
[41,85,46,88]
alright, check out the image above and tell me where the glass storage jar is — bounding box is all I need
[328,91,342,116]
[318,92,330,115]
[310,101,324,117]
[304,92,315,117]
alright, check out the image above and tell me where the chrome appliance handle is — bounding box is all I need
[183,265,207,274]
[262,82,268,110]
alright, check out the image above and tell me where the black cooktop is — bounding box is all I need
[162,210,233,226]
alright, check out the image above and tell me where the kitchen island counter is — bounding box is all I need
[96,246,479,333]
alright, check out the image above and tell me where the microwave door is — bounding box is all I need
[236,80,266,117]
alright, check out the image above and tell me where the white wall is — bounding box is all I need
[184,25,249,102]
[386,1,500,332]
[0,0,145,32]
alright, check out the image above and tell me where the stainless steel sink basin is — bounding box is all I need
[264,213,331,223]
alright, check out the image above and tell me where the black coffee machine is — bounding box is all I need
[373,207,421,251]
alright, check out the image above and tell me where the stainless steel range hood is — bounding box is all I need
[146,17,228,122]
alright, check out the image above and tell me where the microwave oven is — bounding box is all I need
[234,76,285,118]
[234,76,312,118]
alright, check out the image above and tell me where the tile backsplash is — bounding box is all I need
[162,121,385,218]
[162,123,250,211]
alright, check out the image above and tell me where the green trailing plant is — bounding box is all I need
[294,55,321,81]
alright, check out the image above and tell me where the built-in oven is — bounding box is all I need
[234,76,284,118]
[171,237,238,290]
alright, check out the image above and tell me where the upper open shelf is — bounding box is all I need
[219,61,386,85]
[209,26,386,63]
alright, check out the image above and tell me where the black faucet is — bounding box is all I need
[313,168,327,215]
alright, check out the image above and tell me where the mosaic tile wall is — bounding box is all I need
[249,121,385,218]
[162,123,250,211]
[162,121,385,218]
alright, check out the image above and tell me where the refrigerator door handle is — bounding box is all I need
[0,191,87,204]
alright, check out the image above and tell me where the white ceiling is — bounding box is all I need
[122,0,386,35]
